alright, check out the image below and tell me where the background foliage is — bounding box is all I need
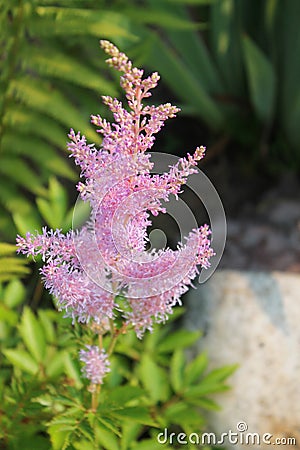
[1,0,298,447]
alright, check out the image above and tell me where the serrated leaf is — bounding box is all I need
[184,382,230,398]
[46,350,67,378]
[139,354,171,403]
[170,349,185,393]
[64,353,83,389]
[4,107,66,148]
[199,364,238,384]
[19,307,47,363]
[111,406,157,427]
[9,77,97,142]
[3,349,39,375]
[0,304,18,326]
[164,401,205,426]
[0,157,46,196]
[23,46,118,95]
[96,416,122,437]
[157,329,201,353]
[2,132,75,181]
[95,424,120,450]
[38,310,56,344]
[3,278,26,308]
[108,385,145,406]
[49,176,68,225]
[0,242,17,256]
[13,208,42,235]
[121,421,141,450]
[33,7,136,40]
[242,34,276,121]
[36,198,54,228]
[184,352,208,385]
[0,257,30,277]
[196,396,221,411]
[48,423,71,450]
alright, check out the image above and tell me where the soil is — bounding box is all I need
[211,168,300,273]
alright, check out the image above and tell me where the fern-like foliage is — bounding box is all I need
[0,0,204,242]
[0,242,29,282]
[0,0,136,241]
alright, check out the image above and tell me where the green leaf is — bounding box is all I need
[38,310,56,344]
[9,76,97,142]
[108,385,145,406]
[0,157,46,196]
[196,396,221,411]
[199,364,238,384]
[121,421,141,450]
[13,206,42,235]
[211,0,244,94]
[46,350,67,378]
[0,304,18,326]
[131,439,172,450]
[145,33,225,129]
[96,416,121,437]
[0,257,30,279]
[4,107,67,148]
[22,46,118,95]
[95,424,120,450]
[36,198,55,228]
[19,307,47,363]
[64,353,83,389]
[138,354,171,403]
[33,7,136,40]
[0,242,17,256]
[2,132,75,181]
[184,352,208,385]
[67,198,91,231]
[242,34,276,121]
[48,423,71,450]
[183,364,237,398]
[170,349,185,392]
[124,7,201,30]
[164,401,205,426]
[111,406,157,427]
[184,383,230,398]
[157,329,201,353]
[3,349,39,375]
[49,177,68,225]
[3,278,26,308]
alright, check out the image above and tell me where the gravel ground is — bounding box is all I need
[219,174,300,273]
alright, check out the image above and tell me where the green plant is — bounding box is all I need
[127,0,300,171]
[1,303,235,449]
[0,0,212,243]
[0,0,133,240]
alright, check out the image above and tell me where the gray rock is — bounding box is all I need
[184,270,300,449]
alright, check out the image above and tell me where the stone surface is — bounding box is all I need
[184,270,300,449]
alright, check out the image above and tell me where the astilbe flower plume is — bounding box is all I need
[79,346,110,389]
[17,40,214,355]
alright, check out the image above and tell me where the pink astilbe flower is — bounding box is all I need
[79,346,110,386]
[16,40,214,337]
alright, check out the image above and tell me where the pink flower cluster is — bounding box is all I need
[79,346,110,387]
[16,40,214,339]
